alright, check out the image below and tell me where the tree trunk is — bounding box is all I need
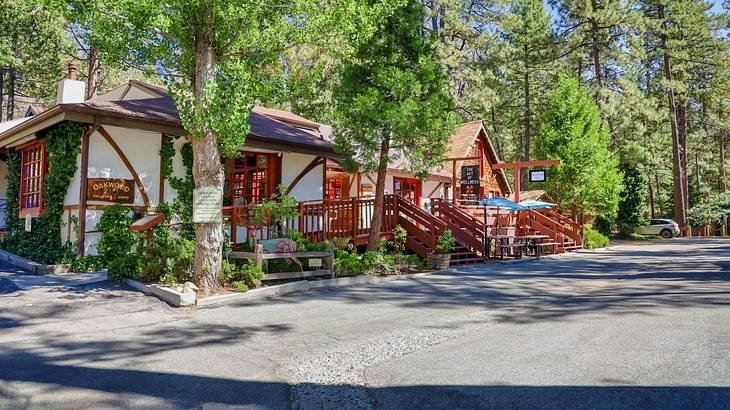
[720,131,727,192]
[191,17,224,295]
[491,106,503,160]
[522,44,531,191]
[648,177,655,218]
[86,44,100,100]
[590,0,603,101]
[677,97,689,207]
[366,136,390,251]
[659,4,687,228]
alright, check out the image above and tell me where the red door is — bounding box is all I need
[394,177,421,206]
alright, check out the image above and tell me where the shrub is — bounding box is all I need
[137,236,195,284]
[583,225,609,249]
[220,260,265,289]
[96,204,136,262]
[435,230,456,254]
[391,225,407,253]
[107,253,140,284]
[233,281,249,292]
[70,255,105,272]
[334,251,364,277]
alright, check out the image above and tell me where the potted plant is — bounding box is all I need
[430,229,455,270]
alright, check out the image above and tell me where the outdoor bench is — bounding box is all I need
[228,243,335,281]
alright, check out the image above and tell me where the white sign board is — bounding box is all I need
[192,186,223,223]
[529,169,546,183]
[309,258,323,268]
[24,214,32,232]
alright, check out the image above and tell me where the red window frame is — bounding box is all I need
[393,177,421,206]
[19,142,46,217]
[223,151,277,206]
[326,176,349,199]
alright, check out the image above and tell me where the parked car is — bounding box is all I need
[634,218,680,238]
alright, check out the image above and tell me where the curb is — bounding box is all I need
[0,249,72,274]
[125,279,196,307]
[197,270,435,308]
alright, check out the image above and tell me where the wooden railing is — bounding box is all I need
[226,195,398,244]
[431,199,487,259]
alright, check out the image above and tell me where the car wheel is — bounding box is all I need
[660,229,673,239]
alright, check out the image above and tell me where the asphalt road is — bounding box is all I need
[0,239,728,409]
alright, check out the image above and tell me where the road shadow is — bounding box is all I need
[0,351,727,409]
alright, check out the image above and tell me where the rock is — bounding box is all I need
[183,281,199,293]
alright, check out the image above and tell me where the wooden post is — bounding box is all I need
[452,160,457,204]
[77,128,91,256]
[254,244,264,270]
[351,197,357,239]
[513,167,521,202]
[159,134,165,203]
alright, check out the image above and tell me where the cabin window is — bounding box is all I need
[326,176,348,199]
[393,177,421,206]
[20,143,46,216]
[223,151,276,206]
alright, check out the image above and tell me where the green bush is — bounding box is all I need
[107,253,140,284]
[583,225,609,249]
[137,236,194,284]
[435,230,456,254]
[96,204,136,262]
[70,255,105,272]
[233,281,249,292]
[220,260,265,289]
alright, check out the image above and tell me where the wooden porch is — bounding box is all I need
[224,194,583,265]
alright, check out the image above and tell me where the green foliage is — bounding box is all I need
[96,204,136,262]
[70,255,104,273]
[687,192,730,226]
[220,261,265,289]
[2,121,84,263]
[106,253,139,284]
[165,141,194,240]
[137,236,195,284]
[233,281,249,293]
[250,185,298,228]
[583,225,609,249]
[435,230,456,254]
[592,215,613,237]
[391,225,407,253]
[617,164,648,235]
[536,76,622,219]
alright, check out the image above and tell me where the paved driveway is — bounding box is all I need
[0,239,728,409]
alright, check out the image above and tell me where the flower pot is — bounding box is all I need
[429,253,451,270]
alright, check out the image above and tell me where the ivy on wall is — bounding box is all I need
[2,121,85,263]
[159,135,194,239]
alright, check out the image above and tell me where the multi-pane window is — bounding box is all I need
[326,176,347,199]
[20,143,46,215]
[224,152,275,206]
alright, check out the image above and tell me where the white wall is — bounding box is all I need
[282,152,324,201]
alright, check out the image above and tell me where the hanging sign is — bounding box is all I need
[529,169,546,183]
[87,178,135,203]
[460,165,481,205]
[24,213,32,232]
[193,186,223,223]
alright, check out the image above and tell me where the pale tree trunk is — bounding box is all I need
[659,4,687,228]
[192,16,224,295]
[590,0,603,101]
[86,44,100,100]
[720,131,727,192]
[521,45,531,191]
[366,136,390,251]
[491,106,503,160]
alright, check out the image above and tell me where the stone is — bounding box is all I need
[183,281,199,293]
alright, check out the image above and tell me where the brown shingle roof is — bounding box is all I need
[0,95,335,154]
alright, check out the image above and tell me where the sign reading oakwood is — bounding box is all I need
[87,178,135,203]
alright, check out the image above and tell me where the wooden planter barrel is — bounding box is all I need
[429,253,451,270]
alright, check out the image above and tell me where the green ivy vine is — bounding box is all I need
[2,121,85,263]
[159,136,194,240]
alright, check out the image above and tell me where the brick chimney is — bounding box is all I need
[56,61,86,104]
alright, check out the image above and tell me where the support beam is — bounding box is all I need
[492,159,560,169]
[77,126,92,256]
[285,156,324,196]
[97,125,151,208]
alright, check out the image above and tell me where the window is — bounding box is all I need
[223,152,276,206]
[393,177,421,206]
[326,176,348,199]
[20,143,46,216]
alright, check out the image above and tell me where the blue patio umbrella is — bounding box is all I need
[479,196,525,210]
[518,199,557,209]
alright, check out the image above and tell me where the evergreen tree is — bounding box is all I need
[333,0,457,250]
[535,76,622,219]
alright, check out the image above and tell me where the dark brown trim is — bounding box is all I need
[322,159,327,200]
[97,125,151,208]
[284,156,324,196]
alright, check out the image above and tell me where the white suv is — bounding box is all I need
[634,219,680,238]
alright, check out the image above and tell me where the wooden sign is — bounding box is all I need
[460,165,481,204]
[87,178,135,203]
[193,186,223,223]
